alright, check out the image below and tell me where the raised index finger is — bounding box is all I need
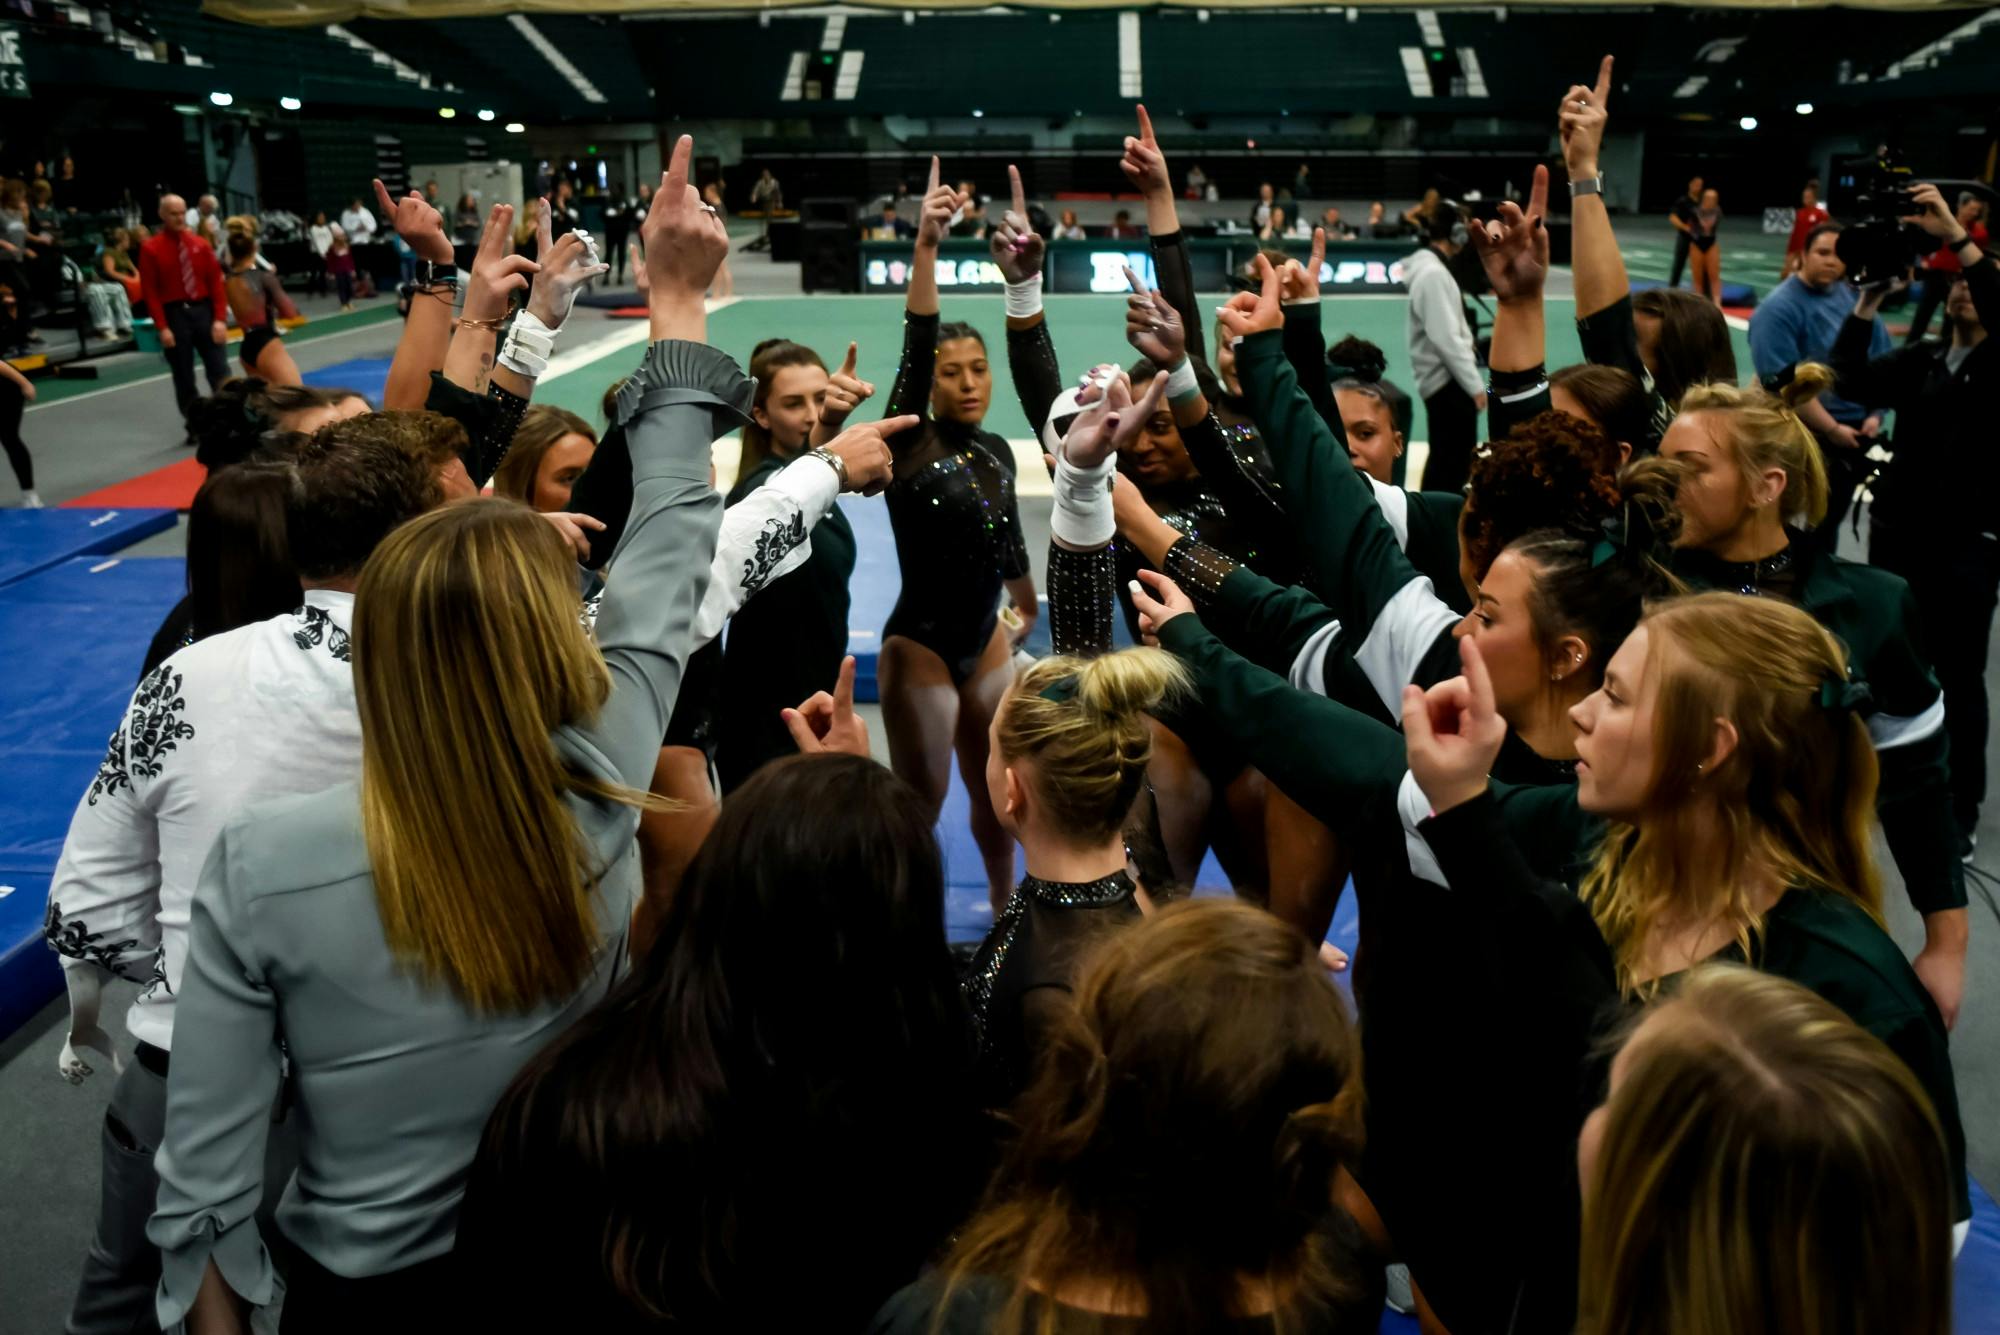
[666,134,692,201]
[1528,163,1550,224]
[1254,253,1282,312]
[1136,103,1157,147]
[1122,262,1150,297]
[927,155,941,196]
[372,178,396,217]
[834,654,857,716]
[1009,164,1027,221]
[1592,54,1614,107]
[1309,226,1326,276]
[839,341,858,377]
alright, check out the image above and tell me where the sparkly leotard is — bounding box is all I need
[881,310,1031,684]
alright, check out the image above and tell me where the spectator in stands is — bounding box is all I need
[1108,209,1141,241]
[194,195,224,254]
[1051,208,1086,241]
[338,194,378,245]
[1185,162,1209,199]
[1292,162,1312,209]
[1251,181,1276,232]
[876,899,1382,1334]
[1837,183,1998,860]
[305,210,333,295]
[1781,179,1829,278]
[1748,220,1889,537]
[1577,968,1954,1335]
[1666,173,1703,289]
[0,352,37,508]
[98,227,142,309]
[548,178,579,239]
[43,419,444,1335]
[139,194,232,439]
[1689,186,1723,307]
[26,178,60,250]
[870,200,915,241]
[81,238,133,344]
[1322,205,1357,241]
[1403,200,1486,493]
[0,177,52,312]
[750,167,782,214]
[1257,206,1288,243]
[452,193,481,248]
[513,197,543,256]
[1367,199,1399,238]
[457,752,984,1331]
[1906,191,1989,345]
[326,224,358,311]
[422,178,445,221]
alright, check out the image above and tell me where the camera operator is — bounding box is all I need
[1905,191,1989,346]
[1748,221,1891,542]
[1837,183,1998,880]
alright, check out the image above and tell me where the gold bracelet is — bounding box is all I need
[456,314,507,332]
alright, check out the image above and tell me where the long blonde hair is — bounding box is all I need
[1579,964,1953,1335]
[1579,593,1881,993]
[938,899,1370,1335]
[998,650,1190,845]
[1677,365,1832,528]
[353,499,645,1013]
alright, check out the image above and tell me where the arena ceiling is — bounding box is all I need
[203,0,1999,24]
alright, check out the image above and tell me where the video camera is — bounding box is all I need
[1830,150,1996,286]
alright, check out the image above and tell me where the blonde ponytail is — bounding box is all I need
[999,650,1191,844]
[1678,366,1832,528]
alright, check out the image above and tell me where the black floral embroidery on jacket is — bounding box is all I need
[86,719,131,806]
[43,902,146,979]
[293,605,352,661]
[740,511,807,595]
[127,666,197,782]
[140,946,173,1002]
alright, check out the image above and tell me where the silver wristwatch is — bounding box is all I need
[808,446,848,490]
[1569,174,1604,199]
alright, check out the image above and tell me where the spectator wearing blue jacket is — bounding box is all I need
[1748,221,1890,541]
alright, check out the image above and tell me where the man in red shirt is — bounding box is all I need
[137,193,230,435]
[1782,180,1830,278]
[1907,191,1990,344]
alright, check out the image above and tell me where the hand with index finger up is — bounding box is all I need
[1216,254,1284,341]
[988,164,1044,285]
[376,178,453,264]
[642,135,730,309]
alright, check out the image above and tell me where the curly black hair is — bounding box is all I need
[1459,410,1630,581]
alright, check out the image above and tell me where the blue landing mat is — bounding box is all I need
[303,356,391,408]
[838,495,1063,705]
[0,557,185,1040]
[0,508,178,589]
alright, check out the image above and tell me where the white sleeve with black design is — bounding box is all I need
[43,670,172,983]
[689,457,840,650]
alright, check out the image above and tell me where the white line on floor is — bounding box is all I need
[22,318,402,414]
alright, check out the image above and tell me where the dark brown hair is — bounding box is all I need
[739,338,827,477]
[460,754,979,1330]
[186,461,301,642]
[1630,288,1737,409]
[285,412,449,579]
[1550,363,1650,453]
[492,404,594,508]
[1460,410,1625,581]
[935,898,1377,1335]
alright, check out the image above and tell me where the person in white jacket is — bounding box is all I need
[1402,204,1487,494]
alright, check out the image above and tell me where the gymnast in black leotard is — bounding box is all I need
[878,161,1038,914]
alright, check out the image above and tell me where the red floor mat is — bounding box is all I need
[61,457,207,511]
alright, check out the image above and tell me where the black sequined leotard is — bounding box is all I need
[881,310,1032,684]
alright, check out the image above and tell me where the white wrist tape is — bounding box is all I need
[1164,358,1200,403]
[1051,451,1117,548]
[498,310,557,379]
[1004,273,1044,320]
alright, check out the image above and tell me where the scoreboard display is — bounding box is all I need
[859,238,1411,295]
